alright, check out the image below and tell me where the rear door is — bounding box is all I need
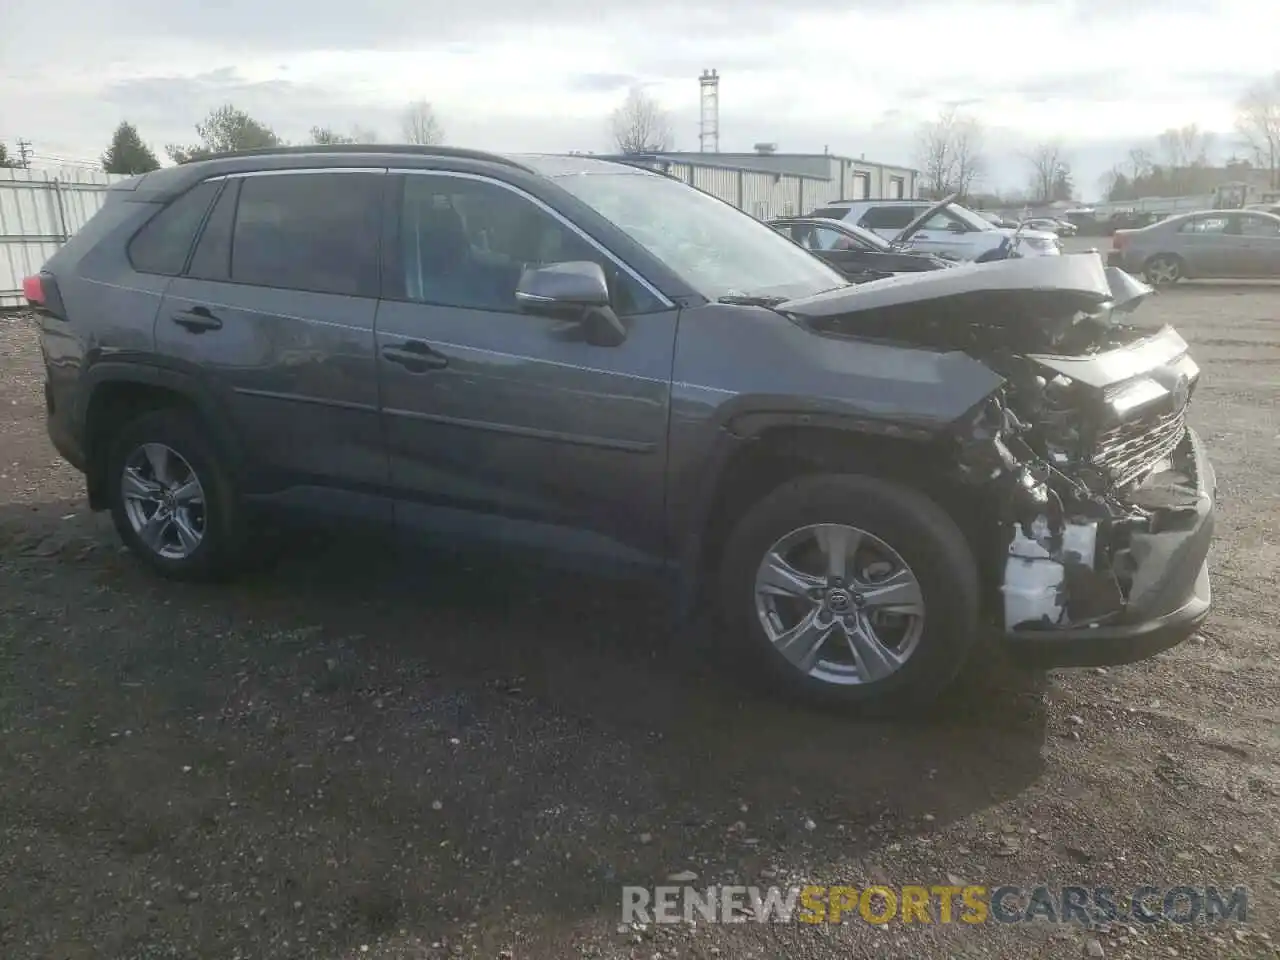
[155,169,389,518]
[373,170,679,567]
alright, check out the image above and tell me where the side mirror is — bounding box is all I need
[946,221,968,233]
[515,260,626,346]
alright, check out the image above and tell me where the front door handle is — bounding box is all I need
[172,307,222,333]
[382,341,448,372]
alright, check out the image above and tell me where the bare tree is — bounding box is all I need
[915,108,986,198]
[401,101,445,146]
[1125,146,1154,182]
[917,115,954,198]
[1156,123,1214,187]
[310,126,354,145]
[1236,73,1280,189]
[1025,141,1069,204]
[609,87,674,154]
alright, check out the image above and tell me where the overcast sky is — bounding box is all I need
[2,0,1277,198]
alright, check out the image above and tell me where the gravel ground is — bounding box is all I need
[0,281,1278,959]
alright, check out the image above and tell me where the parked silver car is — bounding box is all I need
[1108,209,1280,284]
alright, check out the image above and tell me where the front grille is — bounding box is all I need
[1092,405,1187,488]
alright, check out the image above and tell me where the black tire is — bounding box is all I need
[105,407,248,581]
[717,473,980,714]
[1144,253,1185,286]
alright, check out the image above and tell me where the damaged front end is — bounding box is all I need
[781,254,1216,664]
[945,269,1215,663]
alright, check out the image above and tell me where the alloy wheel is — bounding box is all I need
[1146,256,1182,285]
[753,523,926,686]
[120,443,207,560]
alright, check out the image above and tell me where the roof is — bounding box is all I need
[510,154,655,177]
[110,146,647,201]
[606,151,918,179]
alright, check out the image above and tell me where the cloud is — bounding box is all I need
[566,74,642,94]
[3,0,1278,196]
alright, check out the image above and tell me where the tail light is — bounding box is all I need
[22,271,66,320]
[1112,232,1129,251]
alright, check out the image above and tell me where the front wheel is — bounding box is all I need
[718,474,979,713]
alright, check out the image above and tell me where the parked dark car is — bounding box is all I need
[768,216,954,282]
[25,146,1215,712]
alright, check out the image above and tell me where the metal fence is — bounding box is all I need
[0,168,125,307]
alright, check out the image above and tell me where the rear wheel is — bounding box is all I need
[1144,254,1184,285]
[717,473,980,713]
[106,408,248,580]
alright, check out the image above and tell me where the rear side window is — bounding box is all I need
[127,180,221,275]
[230,172,382,297]
[811,206,852,220]
[187,179,240,281]
[860,206,919,230]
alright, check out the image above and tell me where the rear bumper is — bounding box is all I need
[1004,429,1215,669]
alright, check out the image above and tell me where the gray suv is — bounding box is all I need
[26,146,1216,711]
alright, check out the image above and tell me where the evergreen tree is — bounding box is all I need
[102,121,161,175]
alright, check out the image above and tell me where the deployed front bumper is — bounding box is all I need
[1003,428,1215,668]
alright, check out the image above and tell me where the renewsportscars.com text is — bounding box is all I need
[622,884,1249,926]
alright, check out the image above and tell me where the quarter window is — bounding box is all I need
[392,175,663,316]
[229,172,382,297]
[127,180,221,276]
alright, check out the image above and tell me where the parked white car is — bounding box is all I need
[811,198,1062,260]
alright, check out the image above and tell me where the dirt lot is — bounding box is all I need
[1,284,1278,960]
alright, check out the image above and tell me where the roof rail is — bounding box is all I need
[198,144,530,170]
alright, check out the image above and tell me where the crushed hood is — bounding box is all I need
[779,253,1129,320]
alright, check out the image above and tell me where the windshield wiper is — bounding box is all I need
[717,294,789,307]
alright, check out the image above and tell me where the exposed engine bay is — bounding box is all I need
[778,255,1211,633]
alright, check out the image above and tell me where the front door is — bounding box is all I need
[1175,214,1238,277]
[374,171,679,567]
[1238,213,1280,277]
[155,169,389,517]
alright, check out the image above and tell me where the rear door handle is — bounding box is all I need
[172,307,222,333]
[382,341,448,372]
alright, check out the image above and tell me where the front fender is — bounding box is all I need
[664,303,1008,618]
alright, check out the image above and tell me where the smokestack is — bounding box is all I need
[699,69,720,153]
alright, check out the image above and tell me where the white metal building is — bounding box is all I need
[600,151,919,220]
[1,167,125,306]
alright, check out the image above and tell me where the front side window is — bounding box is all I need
[1179,216,1230,235]
[393,175,663,316]
[1240,214,1280,237]
[553,171,846,301]
[230,172,382,297]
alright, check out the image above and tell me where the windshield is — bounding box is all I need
[551,172,846,301]
[945,203,998,231]
[837,222,891,251]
